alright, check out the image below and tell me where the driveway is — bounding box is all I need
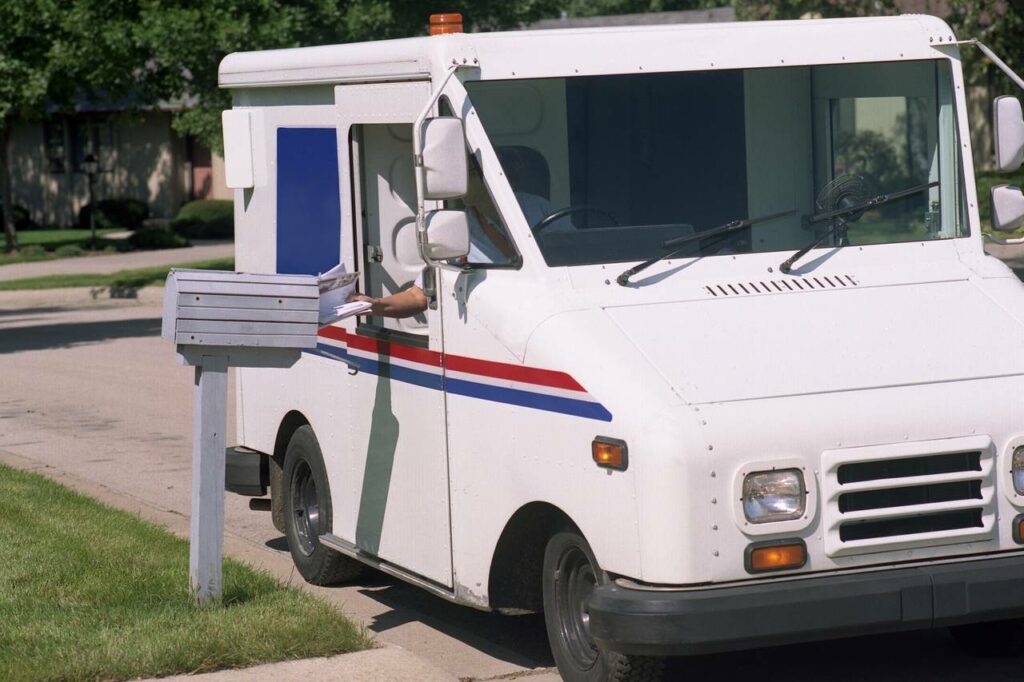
[0,241,234,281]
[0,286,1021,681]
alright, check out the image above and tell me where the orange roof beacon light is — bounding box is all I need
[430,13,463,36]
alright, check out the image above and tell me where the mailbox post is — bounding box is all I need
[162,269,319,603]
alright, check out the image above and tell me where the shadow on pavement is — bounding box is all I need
[0,317,162,354]
[357,577,555,670]
[0,306,71,318]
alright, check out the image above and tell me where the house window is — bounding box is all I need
[44,120,67,173]
[70,119,112,172]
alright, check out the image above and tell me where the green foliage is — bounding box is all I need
[53,244,85,258]
[128,227,190,251]
[172,199,234,239]
[136,1,562,152]
[0,257,235,290]
[19,244,45,257]
[0,463,369,681]
[947,1,1024,91]
[0,203,37,231]
[78,197,150,230]
[562,0,898,20]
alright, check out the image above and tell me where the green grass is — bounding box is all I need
[17,229,119,248]
[0,464,371,682]
[0,257,235,291]
[0,230,122,266]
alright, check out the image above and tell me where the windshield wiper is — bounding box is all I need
[616,209,795,286]
[778,181,939,274]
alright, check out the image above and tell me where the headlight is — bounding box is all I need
[1013,447,1024,495]
[743,469,806,523]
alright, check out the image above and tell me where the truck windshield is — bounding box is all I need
[464,60,969,267]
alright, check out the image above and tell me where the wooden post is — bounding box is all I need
[190,354,228,604]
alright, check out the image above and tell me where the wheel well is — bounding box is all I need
[487,502,576,613]
[274,410,310,465]
[268,411,310,534]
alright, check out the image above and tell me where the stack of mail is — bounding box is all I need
[318,263,371,325]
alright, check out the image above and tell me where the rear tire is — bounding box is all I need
[542,528,665,682]
[949,618,1024,657]
[282,425,365,585]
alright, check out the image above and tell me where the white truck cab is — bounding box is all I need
[219,14,1024,681]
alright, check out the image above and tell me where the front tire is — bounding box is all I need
[282,425,365,585]
[542,529,664,682]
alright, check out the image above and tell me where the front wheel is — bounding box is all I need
[542,529,665,682]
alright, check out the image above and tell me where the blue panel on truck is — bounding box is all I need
[276,127,341,275]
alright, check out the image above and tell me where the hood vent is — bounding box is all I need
[704,274,858,298]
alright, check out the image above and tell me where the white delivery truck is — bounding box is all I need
[218,13,1024,682]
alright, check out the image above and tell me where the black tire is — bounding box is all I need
[949,618,1024,657]
[282,425,365,585]
[542,528,665,682]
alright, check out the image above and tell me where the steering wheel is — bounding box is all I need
[531,205,620,234]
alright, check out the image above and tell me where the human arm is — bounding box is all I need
[350,286,428,319]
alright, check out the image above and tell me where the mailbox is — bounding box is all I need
[161,268,322,604]
[162,269,319,349]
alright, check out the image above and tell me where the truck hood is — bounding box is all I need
[604,279,1024,404]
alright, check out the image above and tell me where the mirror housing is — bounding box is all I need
[991,184,1024,231]
[423,209,470,260]
[422,117,468,199]
[994,96,1024,172]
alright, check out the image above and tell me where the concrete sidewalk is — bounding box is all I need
[147,647,459,682]
[0,241,234,281]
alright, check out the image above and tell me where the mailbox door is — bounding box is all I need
[333,81,455,588]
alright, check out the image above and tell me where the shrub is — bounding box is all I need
[128,228,189,251]
[79,198,150,230]
[0,203,40,231]
[54,244,85,258]
[20,245,46,257]
[172,199,234,239]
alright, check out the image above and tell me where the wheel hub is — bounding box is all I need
[290,460,320,556]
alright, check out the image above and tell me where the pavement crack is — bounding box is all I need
[465,668,558,682]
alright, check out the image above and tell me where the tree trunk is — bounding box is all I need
[0,124,18,254]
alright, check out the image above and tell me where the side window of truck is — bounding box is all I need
[349,123,428,338]
[444,154,520,267]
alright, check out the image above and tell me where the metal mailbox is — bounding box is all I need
[161,269,320,349]
[161,268,322,604]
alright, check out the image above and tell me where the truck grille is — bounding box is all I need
[822,438,995,557]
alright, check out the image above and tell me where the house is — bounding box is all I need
[8,100,230,229]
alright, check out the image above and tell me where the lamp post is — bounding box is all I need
[82,153,99,251]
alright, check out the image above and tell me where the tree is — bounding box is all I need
[0,4,59,253]
[0,1,148,253]
[0,1,559,253]
[136,1,562,154]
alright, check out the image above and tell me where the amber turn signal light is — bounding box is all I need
[592,437,628,471]
[745,539,807,574]
[430,13,463,35]
[1013,514,1024,545]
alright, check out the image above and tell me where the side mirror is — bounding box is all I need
[991,184,1024,231]
[422,117,468,199]
[994,96,1024,172]
[423,209,470,260]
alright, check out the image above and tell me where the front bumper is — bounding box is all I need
[588,553,1024,656]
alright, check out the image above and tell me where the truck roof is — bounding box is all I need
[219,14,957,89]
